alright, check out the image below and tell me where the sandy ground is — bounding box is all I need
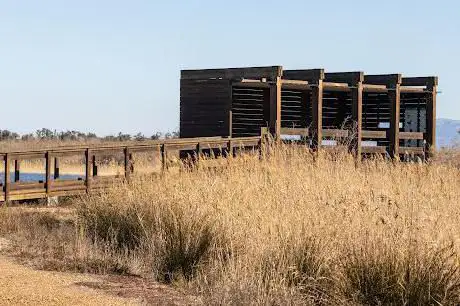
[0,259,139,305]
[0,237,197,305]
[0,243,139,305]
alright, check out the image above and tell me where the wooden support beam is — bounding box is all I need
[325,71,364,85]
[364,74,402,86]
[14,160,20,182]
[124,147,131,181]
[351,74,363,156]
[310,76,324,149]
[425,82,437,159]
[283,69,324,83]
[388,79,401,158]
[92,155,98,177]
[269,77,282,139]
[85,149,91,193]
[4,154,10,202]
[54,157,60,180]
[160,144,166,173]
[228,110,232,138]
[401,76,438,87]
[181,66,283,81]
[45,152,52,195]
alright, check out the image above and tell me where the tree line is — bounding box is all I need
[0,128,179,141]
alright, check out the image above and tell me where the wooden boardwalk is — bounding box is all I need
[0,136,261,202]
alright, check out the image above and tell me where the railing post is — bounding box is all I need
[389,78,401,158]
[269,76,282,140]
[4,153,10,203]
[310,76,324,149]
[45,152,52,195]
[124,147,131,182]
[425,79,437,160]
[54,157,60,180]
[14,159,20,182]
[160,144,166,174]
[85,149,91,193]
[92,155,98,177]
[351,73,364,157]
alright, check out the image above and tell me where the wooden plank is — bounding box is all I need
[161,144,166,173]
[269,76,282,138]
[323,82,352,92]
[45,152,51,195]
[14,160,20,182]
[361,146,387,154]
[310,78,324,148]
[280,127,309,136]
[400,146,425,155]
[362,130,387,139]
[325,71,364,85]
[425,82,437,159]
[4,153,10,202]
[54,157,60,179]
[363,84,388,93]
[124,147,131,181]
[322,129,349,138]
[364,74,402,86]
[283,69,325,82]
[401,76,438,87]
[351,79,363,156]
[181,66,282,81]
[92,155,98,177]
[10,152,47,160]
[10,182,46,191]
[399,132,424,140]
[231,81,271,89]
[85,149,91,193]
[388,80,401,158]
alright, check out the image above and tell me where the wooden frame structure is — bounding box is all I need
[180,66,437,158]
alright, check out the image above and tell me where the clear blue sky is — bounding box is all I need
[1,0,458,136]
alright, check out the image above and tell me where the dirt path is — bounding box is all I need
[0,254,140,305]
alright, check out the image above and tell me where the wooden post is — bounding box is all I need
[129,152,134,173]
[196,142,201,163]
[228,110,233,138]
[14,160,20,182]
[85,149,91,193]
[54,158,60,180]
[160,144,166,173]
[351,74,364,156]
[425,79,437,159]
[124,147,131,181]
[310,78,324,149]
[92,155,98,177]
[45,152,52,195]
[4,154,10,203]
[269,76,281,139]
[388,80,401,158]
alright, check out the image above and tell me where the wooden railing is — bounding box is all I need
[0,136,262,202]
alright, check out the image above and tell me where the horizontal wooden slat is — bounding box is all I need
[400,147,425,155]
[9,182,46,191]
[181,66,282,80]
[280,127,309,136]
[361,146,387,154]
[322,129,349,138]
[399,132,424,140]
[362,130,387,139]
[401,76,438,87]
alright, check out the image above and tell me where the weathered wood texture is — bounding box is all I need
[180,79,232,138]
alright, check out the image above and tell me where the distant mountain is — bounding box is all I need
[437,118,460,148]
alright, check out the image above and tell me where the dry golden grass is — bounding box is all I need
[1,145,460,305]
